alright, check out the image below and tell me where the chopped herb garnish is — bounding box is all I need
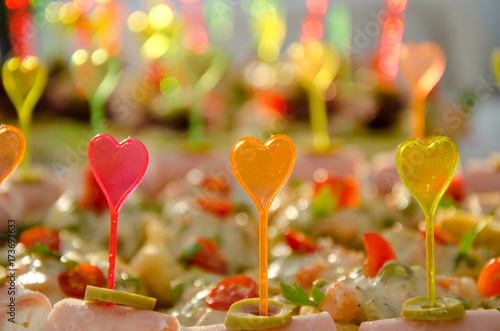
[30,243,62,259]
[311,186,336,219]
[280,282,325,307]
[455,208,496,267]
[178,242,203,266]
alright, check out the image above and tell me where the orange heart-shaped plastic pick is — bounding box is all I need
[491,48,500,91]
[0,125,26,185]
[396,136,458,216]
[2,56,48,119]
[399,42,446,97]
[231,135,296,213]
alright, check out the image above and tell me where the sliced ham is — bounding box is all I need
[464,158,500,194]
[180,312,336,331]
[359,309,500,331]
[43,298,180,331]
[0,282,52,330]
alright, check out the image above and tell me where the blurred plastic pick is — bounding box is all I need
[2,56,47,168]
[70,49,121,133]
[0,124,26,186]
[399,42,446,140]
[88,134,149,290]
[182,48,228,150]
[231,135,296,316]
[396,136,458,307]
[289,41,340,152]
[491,48,500,91]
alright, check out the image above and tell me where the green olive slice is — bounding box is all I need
[224,298,292,330]
[0,266,7,287]
[401,296,465,320]
[84,286,156,310]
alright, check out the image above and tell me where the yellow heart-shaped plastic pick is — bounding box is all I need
[396,136,458,216]
[2,56,48,122]
[491,48,500,91]
[0,125,26,185]
[231,135,296,213]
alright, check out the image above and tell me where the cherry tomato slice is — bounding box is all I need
[199,176,230,194]
[314,173,359,209]
[205,275,258,311]
[182,237,228,274]
[283,227,319,254]
[19,226,60,253]
[195,197,234,218]
[477,257,500,297]
[78,167,108,213]
[362,232,397,278]
[58,262,105,299]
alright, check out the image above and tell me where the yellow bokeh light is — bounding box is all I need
[72,49,89,66]
[128,11,149,33]
[45,1,63,23]
[6,58,20,72]
[141,33,170,59]
[258,41,280,62]
[21,56,39,71]
[149,5,173,31]
[59,2,80,25]
[91,49,109,66]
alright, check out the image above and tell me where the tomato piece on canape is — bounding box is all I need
[283,227,319,254]
[313,172,359,209]
[199,176,230,194]
[195,196,234,218]
[205,275,258,311]
[362,232,397,278]
[58,262,105,298]
[180,237,228,274]
[78,167,108,213]
[20,226,60,253]
[477,257,500,297]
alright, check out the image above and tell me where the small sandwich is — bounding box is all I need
[0,267,52,331]
[359,309,500,331]
[43,286,180,331]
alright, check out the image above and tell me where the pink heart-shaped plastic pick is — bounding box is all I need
[399,42,446,97]
[0,124,26,185]
[88,134,148,212]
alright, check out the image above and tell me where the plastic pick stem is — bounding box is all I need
[396,136,458,307]
[88,134,148,291]
[231,135,296,315]
[399,42,446,140]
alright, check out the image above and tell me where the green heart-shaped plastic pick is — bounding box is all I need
[396,137,458,215]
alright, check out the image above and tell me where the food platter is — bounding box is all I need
[1,1,500,330]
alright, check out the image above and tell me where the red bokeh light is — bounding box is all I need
[5,0,29,10]
[183,27,210,54]
[306,0,328,16]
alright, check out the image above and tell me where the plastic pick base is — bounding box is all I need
[84,286,156,310]
[401,296,465,320]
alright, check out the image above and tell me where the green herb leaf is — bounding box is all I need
[311,186,336,219]
[178,242,203,266]
[455,208,496,267]
[30,243,62,259]
[280,282,320,307]
[311,287,325,304]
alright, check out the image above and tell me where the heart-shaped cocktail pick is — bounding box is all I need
[70,49,121,133]
[2,56,47,168]
[396,136,458,307]
[89,134,148,290]
[0,125,26,186]
[290,41,340,152]
[181,48,228,149]
[231,135,296,315]
[399,42,446,140]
